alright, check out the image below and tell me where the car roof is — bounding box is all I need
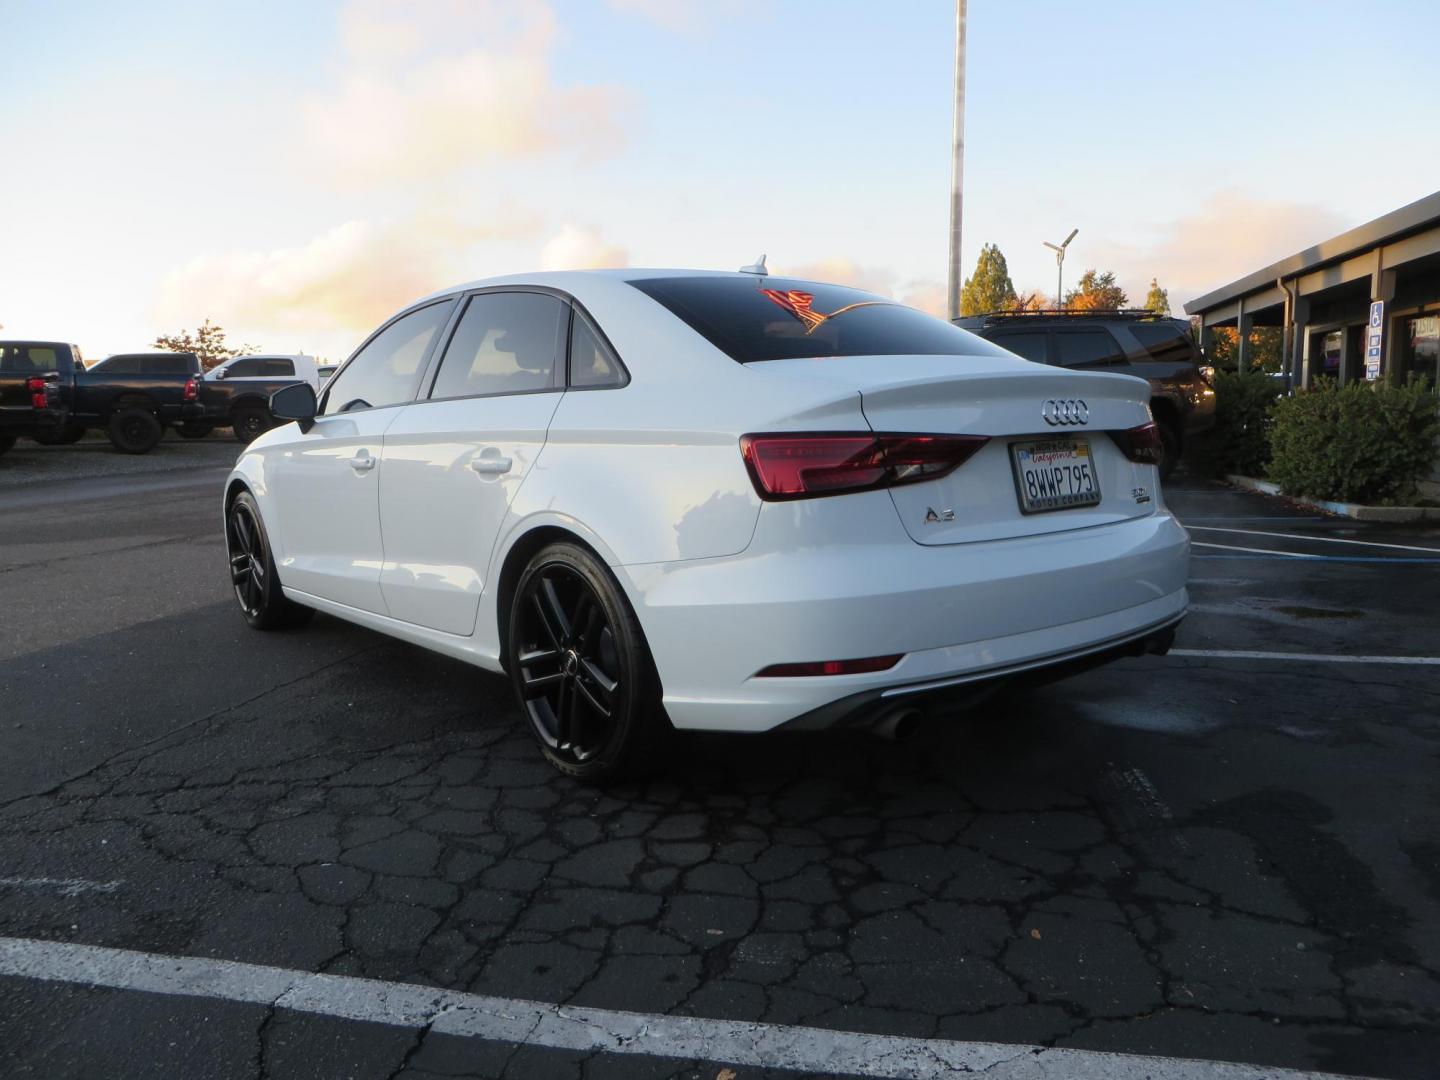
[415,267,865,306]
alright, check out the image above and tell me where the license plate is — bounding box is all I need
[1010,437,1101,514]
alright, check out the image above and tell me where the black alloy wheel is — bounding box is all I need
[508,543,665,782]
[225,491,313,630]
[233,407,271,444]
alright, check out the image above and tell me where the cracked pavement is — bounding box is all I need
[0,454,1437,1079]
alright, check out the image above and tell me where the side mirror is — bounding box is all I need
[270,382,318,432]
[212,367,227,379]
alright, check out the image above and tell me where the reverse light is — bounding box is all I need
[183,376,198,402]
[1110,421,1164,466]
[26,376,49,410]
[755,654,904,678]
[740,432,989,500]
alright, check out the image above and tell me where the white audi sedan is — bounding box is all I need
[225,269,1189,780]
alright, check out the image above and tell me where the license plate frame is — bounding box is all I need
[1009,436,1102,515]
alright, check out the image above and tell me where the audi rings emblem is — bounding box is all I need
[1042,398,1089,426]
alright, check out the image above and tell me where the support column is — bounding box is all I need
[1235,296,1252,372]
[1290,296,1310,391]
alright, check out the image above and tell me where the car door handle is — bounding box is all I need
[470,455,513,475]
[350,452,376,472]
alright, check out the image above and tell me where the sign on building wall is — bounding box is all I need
[1366,300,1384,381]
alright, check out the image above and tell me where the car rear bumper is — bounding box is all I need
[620,497,1191,732]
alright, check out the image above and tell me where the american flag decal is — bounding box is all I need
[760,288,889,336]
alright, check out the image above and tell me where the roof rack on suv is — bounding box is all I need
[961,308,1169,326]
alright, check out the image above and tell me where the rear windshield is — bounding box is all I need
[1130,322,1197,365]
[629,276,1010,363]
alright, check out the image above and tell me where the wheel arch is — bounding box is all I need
[228,393,270,418]
[492,523,612,671]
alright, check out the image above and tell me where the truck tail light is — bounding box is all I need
[1109,422,1164,466]
[740,433,989,501]
[26,376,49,410]
[183,377,198,402]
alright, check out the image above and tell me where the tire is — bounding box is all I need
[232,406,271,444]
[107,407,163,454]
[1156,419,1181,481]
[179,422,214,440]
[506,542,668,783]
[0,436,15,457]
[225,491,314,631]
[32,425,86,446]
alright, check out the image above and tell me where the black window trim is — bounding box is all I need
[414,285,631,406]
[318,296,459,416]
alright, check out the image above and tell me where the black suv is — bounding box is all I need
[955,310,1216,478]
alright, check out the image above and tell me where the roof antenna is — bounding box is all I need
[738,254,768,276]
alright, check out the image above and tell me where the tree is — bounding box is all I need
[959,243,1018,316]
[152,319,258,371]
[1064,269,1127,311]
[1143,278,1170,316]
[1011,288,1052,312]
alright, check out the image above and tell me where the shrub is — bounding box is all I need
[1267,377,1440,505]
[1185,370,1280,478]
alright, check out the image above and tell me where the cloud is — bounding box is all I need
[539,225,629,271]
[302,0,630,188]
[779,257,895,296]
[1091,192,1350,311]
[155,206,537,357]
[606,0,751,31]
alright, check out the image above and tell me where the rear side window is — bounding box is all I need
[429,292,565,400]
[989,331,1049,364]
[629,276,1011,363]
[261,358,295,376]
[1055,329,1125,367]
[1130,322,1197,364]
[142,355,194,374]
[569,312,624,388]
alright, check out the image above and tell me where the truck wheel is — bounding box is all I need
[1156,419,1181,481]
[179,422,214,440]
[0,436,15,457]
[107,408,163,454]
[32,425,86,446]
[232,407,271,444]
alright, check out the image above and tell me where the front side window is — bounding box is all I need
[100,355,141,374]
[323,300,455,415]
[630,276,1011,363]
[429,292,564,400]
[1130,322,1196,365]
[226,358,262,378]
[1055,329,1125,367]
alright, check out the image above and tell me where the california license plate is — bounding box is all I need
[1010,437,1101,514]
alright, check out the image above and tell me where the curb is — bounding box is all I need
[1224,475,1440,522]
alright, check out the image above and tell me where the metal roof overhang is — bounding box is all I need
[1184,190,1440,316]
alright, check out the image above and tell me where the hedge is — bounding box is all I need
[1185,371,1281,479]
[1267,377,1440,505]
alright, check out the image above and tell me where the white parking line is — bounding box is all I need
[0,877,122,897]
[1192,541,1321,559]
[1188,526,1440,555]
[0,937,1373,1080]
[1171,649,1440,665]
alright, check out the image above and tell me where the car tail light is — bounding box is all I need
[1110,421,1164,465]
[740,432,989,500]
[755,654,903,678]
[183,377,198,401]
[26,376,49,410]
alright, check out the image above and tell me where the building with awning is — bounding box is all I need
[1184,191,1440,389]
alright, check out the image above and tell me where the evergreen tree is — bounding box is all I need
[1144,278,1171,316]
[959,243,1018,316]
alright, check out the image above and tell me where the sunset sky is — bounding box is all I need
[3,0,1438,361]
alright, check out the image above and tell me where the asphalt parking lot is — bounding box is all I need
[1,440,1438,1079]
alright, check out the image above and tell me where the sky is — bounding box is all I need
[2,0,1438,361]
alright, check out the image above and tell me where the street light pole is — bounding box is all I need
[946,0,967,320]
[1043,228,1078,308]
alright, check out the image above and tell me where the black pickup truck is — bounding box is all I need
[0,341,206,455]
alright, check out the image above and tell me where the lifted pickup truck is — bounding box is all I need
[0,340,204,455]
[199,354,321,443]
